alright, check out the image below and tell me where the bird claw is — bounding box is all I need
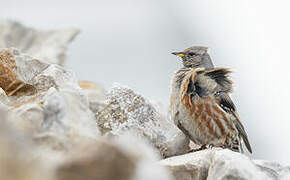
[187,144,207,153]
[187,144,227,153]
[208,143,226,149]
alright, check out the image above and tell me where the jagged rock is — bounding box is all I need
[160,148,290,180]
[55,135,174,180]
[78,80,106,102]
[0,106,51,180]
[159,149,211,180]
[96,84,189,158]
[41,87,98,138]
[0,88,9,104]
[10,103,44,136]
[206,149,268,180]
[0,48,98,152]
[7,87,99,153]
[253,160,290,180]
[55,139,136,180]
[79,80,106,121]
[0,19,79,65]
[0,48,79,97]
[0,48,39,96]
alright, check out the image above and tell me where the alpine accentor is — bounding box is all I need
[170,46,252,153]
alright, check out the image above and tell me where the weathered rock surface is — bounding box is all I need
[79,80,106,121]
[0,48,78,97]
[55,136,173,180]
[0,19,79,65]
[0,48,98,151]
[160,148,290,180]
[96,84,190,158]
[0,47,174,180]
[0,106,51,180]
[254,160,290,180]
[56,140,136,180]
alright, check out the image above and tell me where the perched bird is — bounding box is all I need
[170,46,252,153]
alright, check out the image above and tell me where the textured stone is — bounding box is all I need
[55,139,136,180]
[206,149,268,180]
[0,48,79,97]
[0,19,79,65]
[96,84,189,158]
[78,80,105,102]
[160,148,290,180]
[0,48,39,96]
[56,135,173,180]
[10,86,99,153]
[0,106,51,180]
[253,160,290,180]
[0,48,98,152]
[160,150,211,180]
[79,80,106,121]
[0,88,9,104]
[41,87,98,138]
[10,102,44,136]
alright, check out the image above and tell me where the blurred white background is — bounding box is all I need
[1,0,290,165]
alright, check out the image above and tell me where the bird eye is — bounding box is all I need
[188,52,196,56]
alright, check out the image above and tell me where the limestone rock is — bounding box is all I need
[78,80,106,102]
[253,160,290,180]
[159,150,211,180]
[41,87,98,138]
[97,84,189,158]
[206,149,268,180]
[160,148,290,180]
[0,19,79,65]
[0,48,79,97]
[0,48,39,96]
[8,87,99,153]
[79,80,106,121]
[0,106,51,180]
[55,135,173,180]
[0,48,98,152]
[55,139,136,180]
[10,102,44,136]
[0,88,9,104]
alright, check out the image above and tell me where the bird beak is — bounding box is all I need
[172,52,185,57]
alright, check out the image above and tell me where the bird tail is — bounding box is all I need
[230,137,244,153]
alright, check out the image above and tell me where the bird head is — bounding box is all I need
[172,46,213,68]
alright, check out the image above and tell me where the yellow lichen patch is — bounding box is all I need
[78,80,98,90]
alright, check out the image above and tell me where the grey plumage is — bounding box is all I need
[172,46,214,69]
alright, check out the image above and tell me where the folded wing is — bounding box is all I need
[180,68,252,153]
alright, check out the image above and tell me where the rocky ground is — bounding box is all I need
[0,19,289,180]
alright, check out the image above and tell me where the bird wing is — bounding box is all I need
[217,93,252,153]
[181,67,233,99]
[180,68,252,153]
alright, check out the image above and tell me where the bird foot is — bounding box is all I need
[187,144,207,153]
[208,144,226,149]
[187,144,227,153]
